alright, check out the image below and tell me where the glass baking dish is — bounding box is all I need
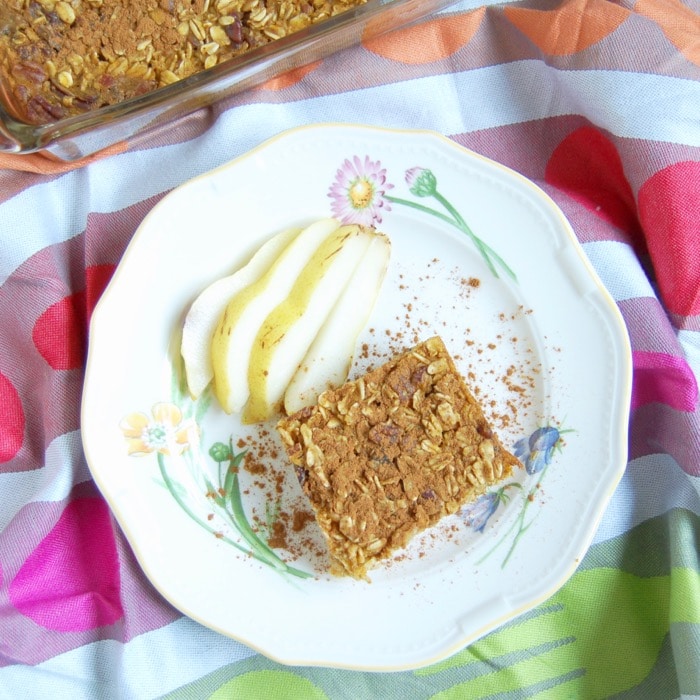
[0,0,457,161]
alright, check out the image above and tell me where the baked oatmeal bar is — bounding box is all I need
[277,336,521,579]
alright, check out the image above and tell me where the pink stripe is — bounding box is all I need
[629,403,700,477]
[9,498,123,632]
[632,350,698,412]
[0,485,181,665]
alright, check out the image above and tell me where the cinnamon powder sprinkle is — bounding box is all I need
[222,253,549,577]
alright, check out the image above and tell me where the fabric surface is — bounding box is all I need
[1,0,699,697]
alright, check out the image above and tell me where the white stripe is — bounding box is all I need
[581,240,657,302]
[593,453,700,545]
[554,68,700,147]
[0,168,93,282]
[265,61,700,146]
[246,61,700,147]
[0,431,91,532]
[679,329,700,381]
[0,616,256,700]
[3,63,699,281]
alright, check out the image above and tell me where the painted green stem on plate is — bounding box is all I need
[158,451,312,579]
[500,487,536,567]
[156,453,250,556]
[478,464,552,568]
[217,439,311,577]
[385,194,517,281]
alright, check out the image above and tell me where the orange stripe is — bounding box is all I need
[363,9,485,65]
[257,61,322,91]
[0,140,128,174]
[504,0,629,56]
[635,0,700,66]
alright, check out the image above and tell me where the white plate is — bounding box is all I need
[81,124,632,671]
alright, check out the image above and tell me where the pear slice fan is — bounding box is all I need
[180,218,391,423]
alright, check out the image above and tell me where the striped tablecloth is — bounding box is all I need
[1,0,699,697]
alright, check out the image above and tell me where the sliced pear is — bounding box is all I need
[283,232,391,415]
[180,226,301,398]
[243,225,377,424]
[211,218,340,414]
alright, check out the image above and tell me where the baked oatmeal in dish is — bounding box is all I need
[277,336,522,580]
[0,0,367,124]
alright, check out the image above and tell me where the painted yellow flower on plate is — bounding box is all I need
[120,402,195,457]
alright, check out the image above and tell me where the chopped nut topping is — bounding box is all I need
[277,336,522,580]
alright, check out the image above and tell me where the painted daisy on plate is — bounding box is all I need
[328,154,517,280]
[328,155,394,226]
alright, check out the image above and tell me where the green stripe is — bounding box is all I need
[427,643,582,699]
[161,509,699,700]
[670,567,700,624]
